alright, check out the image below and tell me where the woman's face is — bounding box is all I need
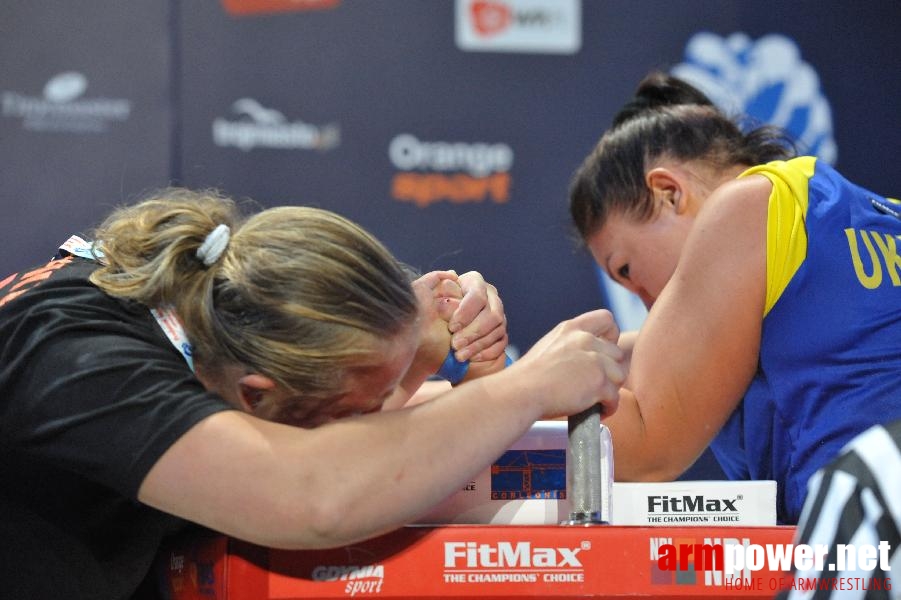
[586,207,694,309]
[257,328,419,428]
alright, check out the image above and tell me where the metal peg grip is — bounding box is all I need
[564,404,613,525]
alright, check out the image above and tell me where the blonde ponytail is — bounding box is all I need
[90,188,241,309]
[90,188,418,407]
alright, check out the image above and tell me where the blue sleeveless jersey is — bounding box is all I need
[709,157,901,524]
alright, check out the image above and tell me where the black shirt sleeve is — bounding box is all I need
[0,259,235,499]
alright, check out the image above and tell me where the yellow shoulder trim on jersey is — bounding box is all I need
[738,156,816,316]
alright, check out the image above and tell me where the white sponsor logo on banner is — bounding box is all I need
[1,71,131,133]
[310,564,384,596]
[455,0,581,55]
[212,98,340,151]
[442,540,588,584]
[388,133,515,207]
[389,133,513,177]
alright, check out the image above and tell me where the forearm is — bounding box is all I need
[384,348,505,411]
[140,366,542,550]
[285,369,541,547]
[383,312,454,410]
[403,379,452,407]
[462,349,509,382]
[142,309,626,550]
[386,356,443,409]
[391,351,507,410]
[617,330,638,388]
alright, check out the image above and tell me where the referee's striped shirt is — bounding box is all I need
[781,419,901,599]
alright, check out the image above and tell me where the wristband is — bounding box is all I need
[436,349,470,385]
[436,349,515,385]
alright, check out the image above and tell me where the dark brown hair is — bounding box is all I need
[570,72,795,239]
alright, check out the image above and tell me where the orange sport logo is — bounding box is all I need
[388,133,514,208]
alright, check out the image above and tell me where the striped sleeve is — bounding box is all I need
[782,420,901,600]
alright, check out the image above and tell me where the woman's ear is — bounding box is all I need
[237,373,279,412]
[646,168,687,214]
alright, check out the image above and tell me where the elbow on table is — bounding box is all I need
[614,450,693,483]
[234,492,369,551]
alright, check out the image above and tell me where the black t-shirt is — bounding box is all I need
[0,256,234,599]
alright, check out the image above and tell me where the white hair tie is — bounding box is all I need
[196,224,231,267]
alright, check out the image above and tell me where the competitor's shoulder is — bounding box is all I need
[696,174,772,237]
[713,171,775,204]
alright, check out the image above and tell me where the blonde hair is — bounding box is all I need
[90,188,418,402]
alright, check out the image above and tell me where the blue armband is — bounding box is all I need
[436,349,515,385]
[436,349,470,385]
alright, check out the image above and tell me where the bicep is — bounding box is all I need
[138,411,321,546]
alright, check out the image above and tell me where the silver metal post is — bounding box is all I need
[564,404,613,525]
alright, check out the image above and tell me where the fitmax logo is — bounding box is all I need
[444,541,582,568]
[648,495,740,513]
